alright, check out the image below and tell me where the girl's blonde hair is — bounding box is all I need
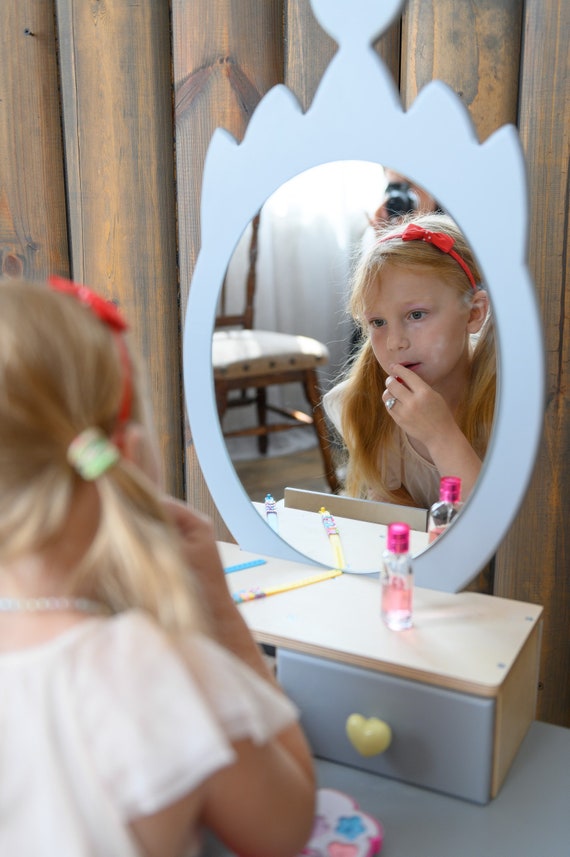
[0,278,204,633]
[339,212,496,504]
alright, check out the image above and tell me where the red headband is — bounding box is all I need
[379,223,477,289]
[48,276,133,424]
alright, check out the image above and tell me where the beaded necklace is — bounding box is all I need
[0,597,109,615]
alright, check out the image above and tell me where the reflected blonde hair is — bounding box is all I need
[0,278,204,633]
[339,212,496,504]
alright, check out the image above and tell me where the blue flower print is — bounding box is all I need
[335,814,366,840]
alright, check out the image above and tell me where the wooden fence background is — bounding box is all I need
[1,0,568,727]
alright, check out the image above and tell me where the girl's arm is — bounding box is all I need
[163,496,314,767]
[130,732,315,857]
[130,497,316,857]
[161,498,295,687]
[420,418,483,500]
[201,734,316,857]
[168,497,316,852]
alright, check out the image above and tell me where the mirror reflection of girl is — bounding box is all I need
[324,212,496,508]
[0,279,315,857]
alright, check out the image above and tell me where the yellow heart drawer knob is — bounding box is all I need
[346,713,392,757]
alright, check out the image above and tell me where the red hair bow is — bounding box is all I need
[48,276,128,332]
[381,223,477,289]
[400,223,455,253]
[48,275,132,423]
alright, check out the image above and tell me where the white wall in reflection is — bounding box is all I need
[223,160,385,460]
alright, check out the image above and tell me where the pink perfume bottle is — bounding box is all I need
[381,522,413,631]
[428,476,463,544]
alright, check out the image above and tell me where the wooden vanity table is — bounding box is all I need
[210,541,570,856]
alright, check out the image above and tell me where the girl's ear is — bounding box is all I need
[467,289,489,334]
[114,422,162,487]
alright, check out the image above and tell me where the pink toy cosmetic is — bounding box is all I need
[381,522,413,631]
[428,476,463,543]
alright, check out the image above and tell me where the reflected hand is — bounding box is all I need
[382,364,457,452]
[382,364,483,499]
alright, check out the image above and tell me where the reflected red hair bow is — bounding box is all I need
[381,223,477,289]
[48,275,133,423]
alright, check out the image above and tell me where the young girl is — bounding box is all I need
[0,277,315,857]
[324,212,495,509]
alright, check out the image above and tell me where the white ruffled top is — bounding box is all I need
[0,610,298,856]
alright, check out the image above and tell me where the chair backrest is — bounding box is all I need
[216,212,261,331]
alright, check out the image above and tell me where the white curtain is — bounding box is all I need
[223,160,385,459]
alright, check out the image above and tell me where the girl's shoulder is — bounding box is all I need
[71,611,297,736]
[68,611,298,817]
[322,379,350,431]
[0,611,237,832]
[75,609,298,740]
[0,610,298,786]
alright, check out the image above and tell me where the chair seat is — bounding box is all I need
[213,329,330,379]
[212,209,340,492]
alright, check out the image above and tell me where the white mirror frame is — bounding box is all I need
[183,0,545,592]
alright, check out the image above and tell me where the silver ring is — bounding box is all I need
[385,397,397,411]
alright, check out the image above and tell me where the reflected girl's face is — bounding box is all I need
[364,266,483,399]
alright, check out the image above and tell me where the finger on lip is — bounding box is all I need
[386,372,405,387]
[389,363,406,381]
[389,365,411,390]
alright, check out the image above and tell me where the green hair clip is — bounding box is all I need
[67,428,120,481]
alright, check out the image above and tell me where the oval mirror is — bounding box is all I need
[183,0,545,592]
[218,161,497,572]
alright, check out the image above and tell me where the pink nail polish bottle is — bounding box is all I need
[381,522,413,631]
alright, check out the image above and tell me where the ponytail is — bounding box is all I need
[0,279,206,636]
[74,462,206,634]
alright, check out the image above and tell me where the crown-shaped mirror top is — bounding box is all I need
[310,0,403,44]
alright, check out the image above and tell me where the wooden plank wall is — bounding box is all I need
[171,0,283,536]
[0,0,568,727]
[55,0,184,496]
[497,0,570,728]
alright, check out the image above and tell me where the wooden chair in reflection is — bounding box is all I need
[213,212,340,494]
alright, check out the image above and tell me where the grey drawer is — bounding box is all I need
[277,648,495,804]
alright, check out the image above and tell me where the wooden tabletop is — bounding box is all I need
[218,540,543,697]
